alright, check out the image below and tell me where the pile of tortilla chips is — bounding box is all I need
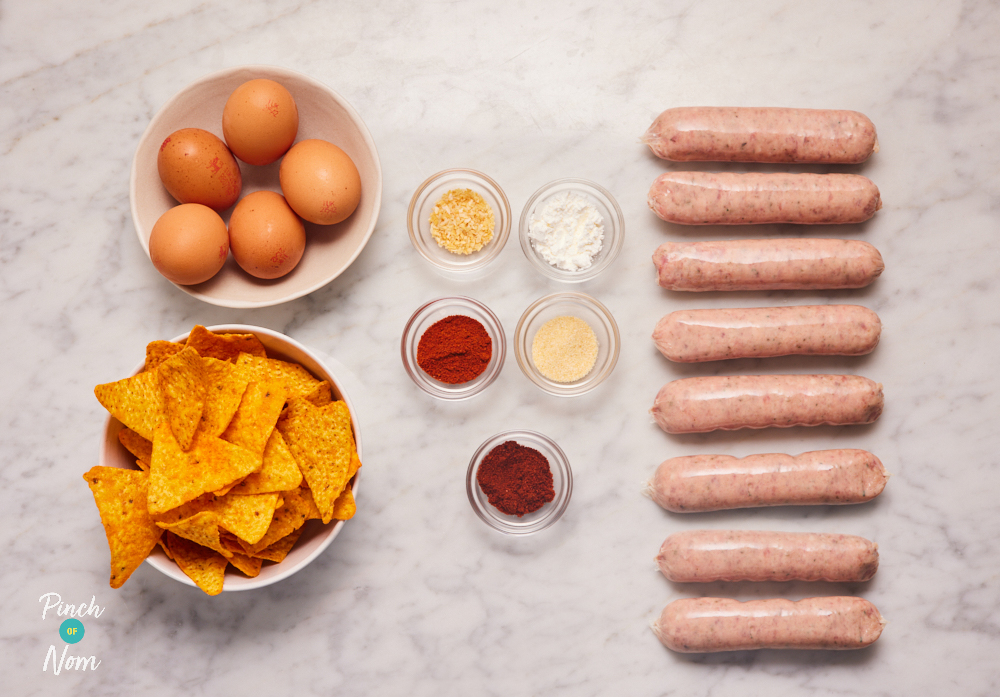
[84,326,360,595]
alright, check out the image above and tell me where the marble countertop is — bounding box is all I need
[4,1,999,695]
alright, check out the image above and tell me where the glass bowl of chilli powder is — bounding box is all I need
[407,168,511,276]
[401,296,506,400]
[515,292,620,397]
[467,430,572,535]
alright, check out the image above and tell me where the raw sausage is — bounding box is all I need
[652,305,882,362]
[652,597,885,652]
[653,239,884,291]
[651,374,884,433]
[645,449,888,512]
[656,530,879,583]
[647,172,881,225]
[642,107,879,163]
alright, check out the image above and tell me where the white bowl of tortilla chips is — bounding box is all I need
[89,324,362,594]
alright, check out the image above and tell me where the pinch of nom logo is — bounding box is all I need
[40,592,104,675]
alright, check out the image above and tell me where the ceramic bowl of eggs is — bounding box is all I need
[130,65,383,308]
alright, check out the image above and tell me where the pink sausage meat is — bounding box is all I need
[656,530,879,583]
[651,374,884,433]
[646,449,888,512]
[652,305,882,362]
[647,172,881,225]
[652,597,885,652]
[653,239,884,291]
[642,107,879,163]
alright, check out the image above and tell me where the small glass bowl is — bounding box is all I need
[515,292,620,397]
[466,430,573,536]
[401,296,506,400]
[518,178,624,282]
[408,168,511,275]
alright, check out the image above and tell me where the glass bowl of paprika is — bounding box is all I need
[401,296,507,400]
[466,430,572,536]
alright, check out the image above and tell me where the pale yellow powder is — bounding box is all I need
[531,316,599,383]
[429,188,495,255]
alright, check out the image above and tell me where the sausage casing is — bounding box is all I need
[653,239,884,291]
[646,449,888,512]
[656,530,879,583]
[652,597,885,652]
[647,172,881,225]
[642,107,879,163]
[652,305,882,362]
[651,374,884,433]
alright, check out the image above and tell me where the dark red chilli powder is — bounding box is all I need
[476,441,555,517]
[417,315,492,384]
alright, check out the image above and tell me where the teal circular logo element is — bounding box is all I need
[59,618,85,644]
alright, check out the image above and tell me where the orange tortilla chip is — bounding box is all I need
[303,381,334,406]
[144,340,184,372]
[253,527,304,563]
[158,347,207,451]
[147,423,262,514]
[221,379,287,455]
[164,533,228,595]
[277,399,354,524]
[95,370,163,441]
[83,466,162,589]
[244,487,320,554]
[118,427,153,463]
[186,325,266,363]
[236,354,322,400]
[155,510,231,559]
[331,487,356,521]
[152,491,281,546]
[229,430,303,495]
[227,550,263,577]
[135,460,150,472]
[198,358,251,437]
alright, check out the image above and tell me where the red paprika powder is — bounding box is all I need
[476,441,555,517]
[417,315,492,384]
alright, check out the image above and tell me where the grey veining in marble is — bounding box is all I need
[3,1,1000,695]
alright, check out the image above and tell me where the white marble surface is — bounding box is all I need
[3,1,999,694]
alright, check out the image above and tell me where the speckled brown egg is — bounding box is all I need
[222,79,299,166]
[157,128,242,210]
[228,190,306,279]
[279,139,362,225]
[148,203,230,285]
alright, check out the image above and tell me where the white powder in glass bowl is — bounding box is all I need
[527,191,605,272]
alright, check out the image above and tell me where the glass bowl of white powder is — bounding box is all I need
[518,179,624,282]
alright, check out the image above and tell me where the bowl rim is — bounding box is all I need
[406,167,511,273]
[465,429,573,536]
[98,323,362,592]
[518,177,625,283]
[400,296,507,400]
[129,65,383,308]
[514,291,621,397]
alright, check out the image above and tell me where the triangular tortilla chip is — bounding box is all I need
[118,427,153,463]
[227,551,263,578]
[228,430,303,496]
[236,353,321,400]
[186,325,266,363]
[147,423,262,515]
[198,358,251,437]
[221,379,287,455]
[303,380,333,406]
[95,370,163,441]
[252,527,304,563]
[83,466,162,589]
[277,399,355,524]
[164,533,227,595]
[144,340,184,372]
[155,510,231,559]
[152,491,281,546]
[244,487,321,554]
[331,487,356,521]
[158,347,207,451]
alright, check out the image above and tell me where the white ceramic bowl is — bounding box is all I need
[466,430,572,536]
[130,65,382,308]
[400,296,506,400]
[99,325,362,591]
[514,292,620,397]
[518,178,624,282]
[407,169,511,276]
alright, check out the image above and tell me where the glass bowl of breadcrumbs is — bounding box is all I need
[515,292,620,397]
[408,169,511,275]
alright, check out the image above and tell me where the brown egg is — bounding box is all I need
[148,204,230,285]
[279,139,362,225]
[228,191,306,279]
[222,79,299,166]
[157,128,242,210]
